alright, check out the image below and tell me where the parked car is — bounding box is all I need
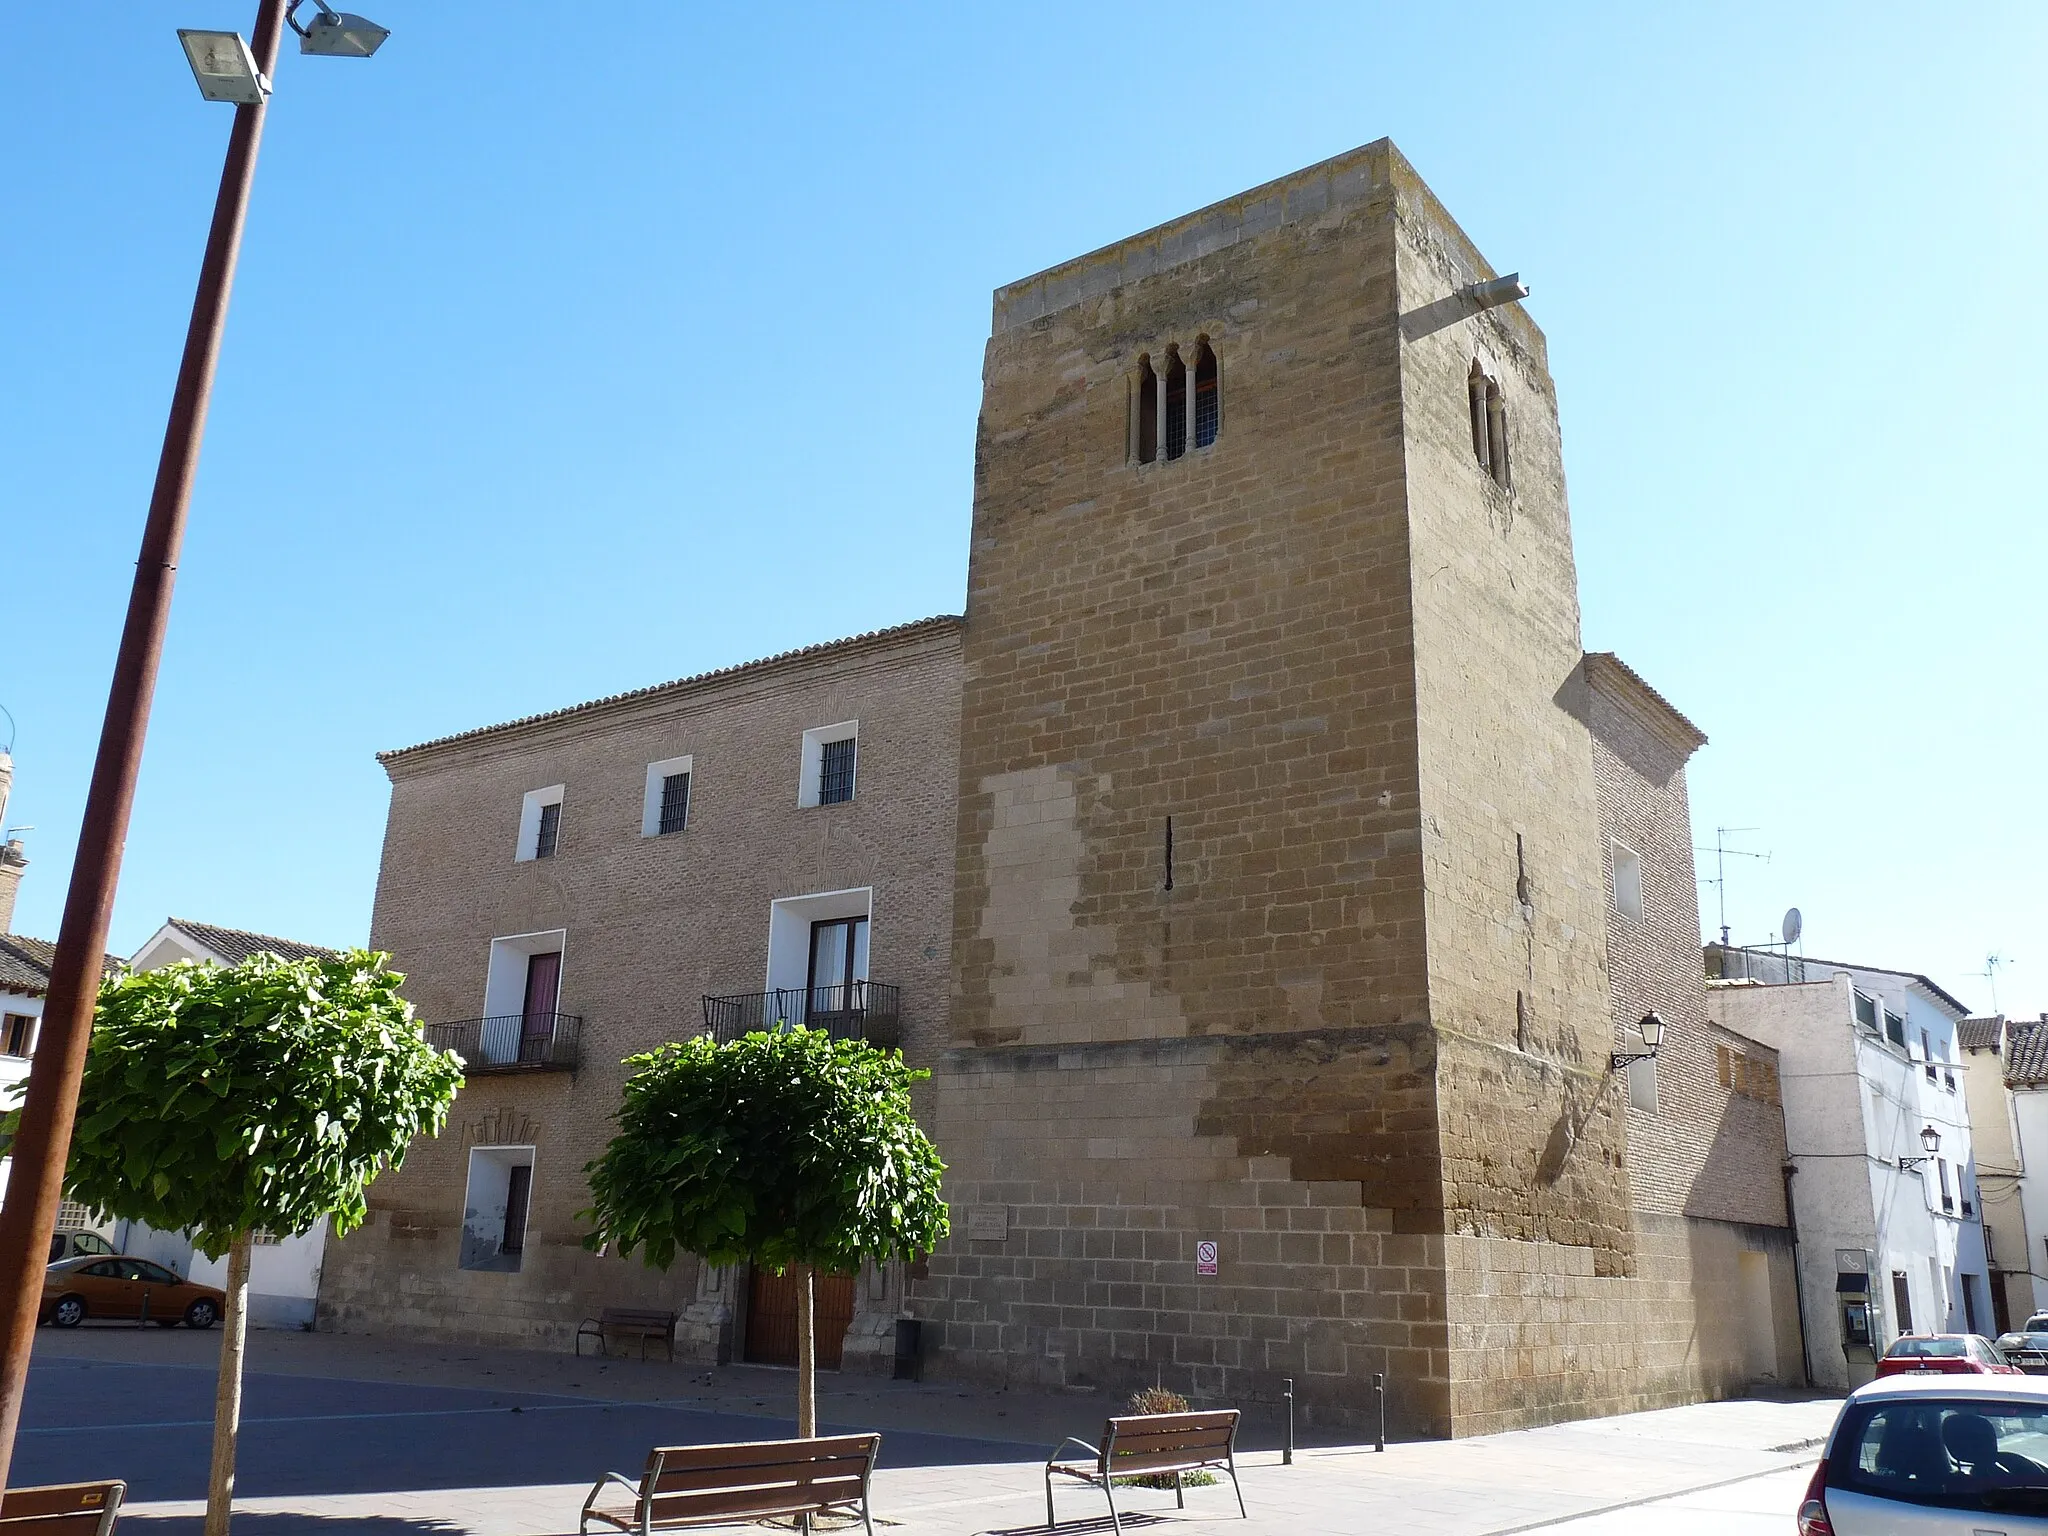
[1996,1326,2048,1373]
[1798,1374,2048,1532]
[40,1256,222,1329]
[1874,1334,2023,1378]
[45,1230,116,1265]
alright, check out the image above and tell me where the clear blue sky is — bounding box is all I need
[5,5,2042,1018]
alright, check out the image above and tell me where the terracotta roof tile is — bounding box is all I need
[1959,1015,2006,1053]
[2007,1019,2048,1087]
[166,919,337,967]
[0,935,125,999]
[378,614,963,765]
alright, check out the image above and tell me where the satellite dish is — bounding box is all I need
[1782,907,1803,946]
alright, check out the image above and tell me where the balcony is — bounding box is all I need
[426,1012,582,1074]
[701,982,900,1047]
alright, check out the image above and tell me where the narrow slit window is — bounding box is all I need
[1193,340,1219,447]
[1485,379,1510,488]
[1468,360,1491,469]
[1135,356,1158,464]
[1163,347,1188,461]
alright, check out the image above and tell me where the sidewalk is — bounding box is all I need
[36,1329,1839,1535]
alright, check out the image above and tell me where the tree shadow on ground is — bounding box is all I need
[988,1516,1174,1535]
[125,1517,463,1536]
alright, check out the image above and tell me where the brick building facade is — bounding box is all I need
[317,618,963,1361]
[321,140,1798,1434]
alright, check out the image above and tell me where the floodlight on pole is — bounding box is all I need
[287,0,389,55]
[178,29,270,103]
[0,0,389,1496]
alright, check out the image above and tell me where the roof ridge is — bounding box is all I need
[377,614,964,765]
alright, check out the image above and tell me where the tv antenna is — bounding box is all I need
[1978,954,2010,1013]
[1696,826,1770,947]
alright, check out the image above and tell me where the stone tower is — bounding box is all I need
[912,140,1645,1436]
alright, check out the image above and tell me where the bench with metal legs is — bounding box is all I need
[1044,1410,1245,1534]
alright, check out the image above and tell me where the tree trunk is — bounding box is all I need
[795,1262,816,1439]
[204,1231,253,1536]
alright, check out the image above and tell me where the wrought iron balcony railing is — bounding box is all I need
[426,1012,582,1074]
[700,981,900,1047]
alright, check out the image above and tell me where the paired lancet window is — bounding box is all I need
[1131,339,1219,464]
[1468,360,1510,489]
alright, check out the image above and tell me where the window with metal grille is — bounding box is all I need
[819,737,856,805]
[54,1201,92,1232]
[658,772,691,835]
[1131,341,1220,464]
[1163,346,1188,461]
[534,800,561,859]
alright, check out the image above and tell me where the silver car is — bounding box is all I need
[1802,1373,2048,1531]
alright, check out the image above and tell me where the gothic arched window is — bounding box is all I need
[1132,354,1159,464]
[1469,359,1510,489]
[1163,345,1188,461]
[1193,339,1219,448]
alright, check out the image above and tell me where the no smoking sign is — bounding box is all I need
[1196,1240,1218,1276]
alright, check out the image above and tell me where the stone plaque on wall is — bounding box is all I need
[966,1205,1009,1242]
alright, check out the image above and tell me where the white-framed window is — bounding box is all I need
[1626,1055,1659,1115]
[642,755,693,837]
[515,785,566,861]
[460,1145,536,1273]
[799,723,858,808]
[1610,841,1644,921]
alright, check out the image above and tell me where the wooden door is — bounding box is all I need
[521,952,561,1061]
[503,1164,532,1255]
[744,1267,857,1369]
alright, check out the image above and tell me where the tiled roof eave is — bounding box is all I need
[376,614,964,769]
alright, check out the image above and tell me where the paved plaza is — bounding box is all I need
[21,1329,1837,1535]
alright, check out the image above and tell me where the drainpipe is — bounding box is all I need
[1784,1162,1814,1388]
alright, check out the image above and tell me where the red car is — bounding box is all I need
[1873,1333,2022,1378]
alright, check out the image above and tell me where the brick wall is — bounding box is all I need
[318,620,963,1349]
[1584,657,1789,1231]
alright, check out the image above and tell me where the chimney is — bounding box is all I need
[0,751,17,932]
[0,837,22,935]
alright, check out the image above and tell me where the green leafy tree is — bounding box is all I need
[19,951,464,1536]
[584,1027,948,1436]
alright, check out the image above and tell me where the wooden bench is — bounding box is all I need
[0,1481,125,1536]
[1045,1410,1245,1534]
[580,1435,879,1536]
[575,1308,676,1362]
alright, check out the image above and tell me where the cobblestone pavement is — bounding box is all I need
[24,1328,1838,1535]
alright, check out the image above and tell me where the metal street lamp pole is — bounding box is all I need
[0,0,288,1488]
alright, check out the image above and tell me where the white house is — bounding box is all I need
[1996,1015,2048,1319]
[119,918,340,1329]
[0,935,53,1210]
[1708,945,1991,1392]
[1958,1013,2038,1332]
